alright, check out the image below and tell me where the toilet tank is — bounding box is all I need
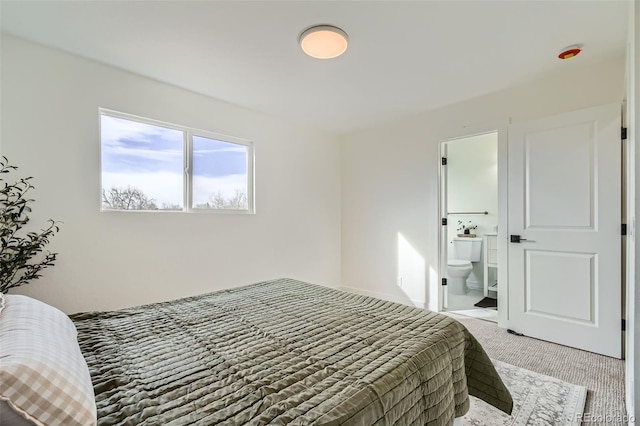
[452,237,482,262]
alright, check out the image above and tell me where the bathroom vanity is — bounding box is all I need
[483,233,498,296]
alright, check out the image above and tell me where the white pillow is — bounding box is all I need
[0,295,97,426]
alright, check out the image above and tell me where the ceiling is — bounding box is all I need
[0,1,630,135]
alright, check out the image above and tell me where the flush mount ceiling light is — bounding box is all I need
[299,25,348,59]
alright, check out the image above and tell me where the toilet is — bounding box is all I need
[447,237,482,295]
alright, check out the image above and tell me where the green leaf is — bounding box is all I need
[0,157,61,294]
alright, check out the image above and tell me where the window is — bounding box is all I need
[100,109,254,213]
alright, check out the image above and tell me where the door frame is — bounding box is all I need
[437,120,509,328]
[625,0,637,416]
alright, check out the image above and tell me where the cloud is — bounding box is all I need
[192,146,245,155]
[101,114,249,187]
[101,115,182,148]
[104,145,183,163]
[101,115,185,174]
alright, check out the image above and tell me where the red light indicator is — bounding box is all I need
[558,45,583,60]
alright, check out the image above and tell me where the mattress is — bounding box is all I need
[70,278,512,425]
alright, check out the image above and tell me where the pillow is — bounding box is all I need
[0,295,97,426]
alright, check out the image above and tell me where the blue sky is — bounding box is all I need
[101,115,248,206]
[192,136,247,178]
[101,116,246,177]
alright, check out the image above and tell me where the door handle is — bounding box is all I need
[510,235,536,243]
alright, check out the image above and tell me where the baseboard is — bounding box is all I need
[338,285,427,309]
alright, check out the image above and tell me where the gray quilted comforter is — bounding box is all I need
[70,278,512,425]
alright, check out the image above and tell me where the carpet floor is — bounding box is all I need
[449,314,627,425]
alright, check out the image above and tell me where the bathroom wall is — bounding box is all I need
[446,132,497,288]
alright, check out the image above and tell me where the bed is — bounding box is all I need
[1,278,512,425]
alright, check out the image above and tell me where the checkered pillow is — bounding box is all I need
[0,295,97,426]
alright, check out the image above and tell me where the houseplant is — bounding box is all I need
[0,156,60,294]
[457,220,478,235]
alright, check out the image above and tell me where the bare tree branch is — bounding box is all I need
[194,189,248,210]
[102,186,158,210]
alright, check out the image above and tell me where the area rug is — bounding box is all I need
[474,296,498,309]
[463,360,587,426]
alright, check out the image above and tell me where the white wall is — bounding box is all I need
[341,58,625,310]
[0,35,341,314]
[446,133,497,288]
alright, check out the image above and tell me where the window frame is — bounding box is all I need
[99,108,255,214]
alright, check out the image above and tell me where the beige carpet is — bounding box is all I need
[449,314,627,425]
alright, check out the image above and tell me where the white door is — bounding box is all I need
[508,104,621,358]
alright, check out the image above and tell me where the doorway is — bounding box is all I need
[436,104,622,358]
[440,132,499,322]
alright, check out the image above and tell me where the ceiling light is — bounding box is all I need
[299,25,348,59]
